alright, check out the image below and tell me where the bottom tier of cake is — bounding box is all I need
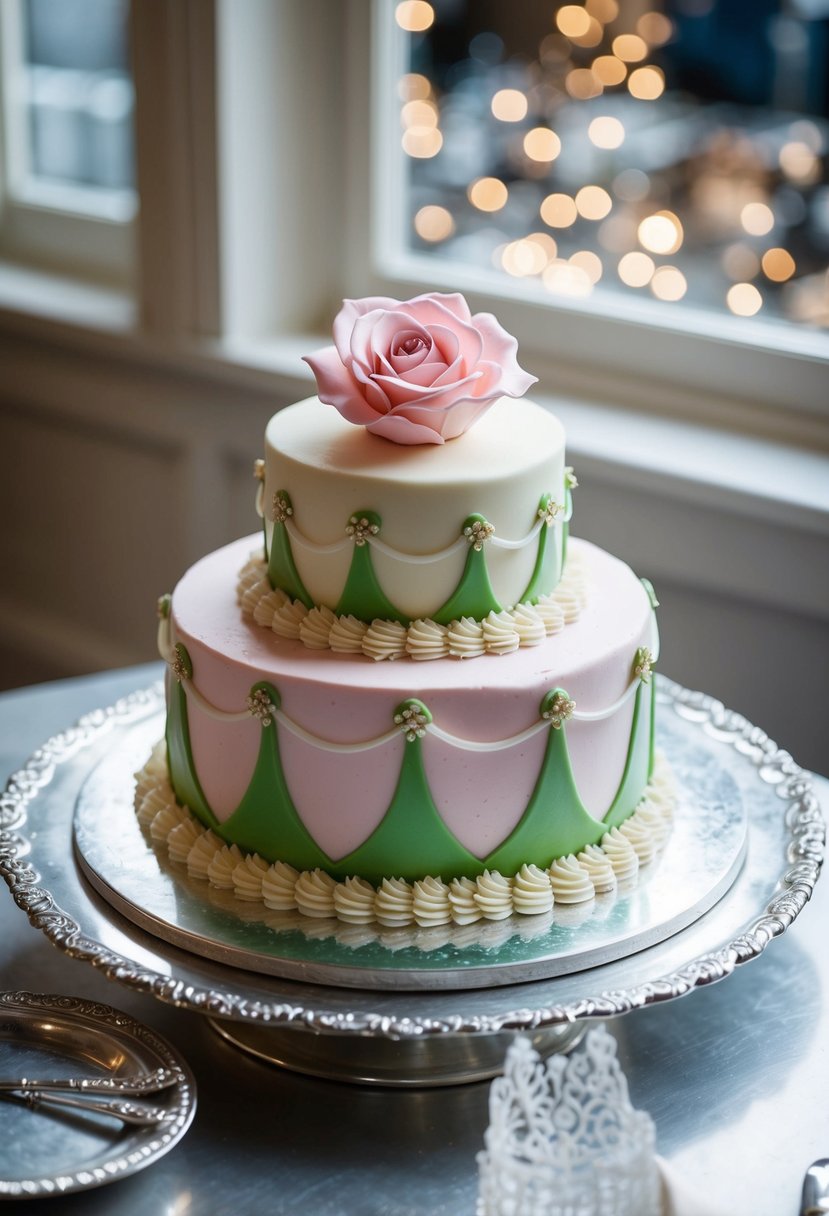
[160,535,659,894]
[156,537,656,899]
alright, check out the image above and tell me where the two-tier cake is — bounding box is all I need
[138,294,672,930]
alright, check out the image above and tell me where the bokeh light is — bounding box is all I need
[523,127,562,162]
[612,34,648,62]
[468,176,508,211]
[570,16,605,49]
[395,1,434,33]
[397,73,431,102]
[638,211,683,254]
[491,89,528,122]
[762,248,796,282]
[628,66,665,99]
[588,116,625,149]
[576,185,613,220]
[618,251,656,287]
[543,260,594,296]
[401,99,438,129]
[502,239,548,277]
[402,127,442,158]
[585,0,619,21]
[779,142,820,185]
[637,12,674,45]
[566,68,603,99]
[556,5,591,38]
[592,55,627,86]
[727,283,763,316]
[651,266,687,300]
[414,205,455,242]
[740,202,774,236]
[540,192,578,228]
[570,250,604,283]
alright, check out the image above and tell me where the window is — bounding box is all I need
[0,0,135,280]
[391,0,829,332]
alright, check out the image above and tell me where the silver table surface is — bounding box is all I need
[1,662,827,1216]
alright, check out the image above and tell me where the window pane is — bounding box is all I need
[396,0,829,330]
[8,0,135,211]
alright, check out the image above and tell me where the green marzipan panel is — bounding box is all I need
[334,510,408,624]
[484,711,604,874]
[433,515,502,625]
[520,494,562,604]
[648,673,656,778]
[216,682,331,870]
[165,650,219,832]
[602,680,653,829]
[332,735,482,885]
[267,492,313,609]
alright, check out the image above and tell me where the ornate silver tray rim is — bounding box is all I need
[0,678,824,1039]
[0,990,196,1200]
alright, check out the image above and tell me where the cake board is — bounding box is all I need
[0,677,823,1087]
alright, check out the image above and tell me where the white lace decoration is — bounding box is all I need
[477,1027,660,1216]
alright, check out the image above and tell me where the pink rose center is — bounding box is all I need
[394,334,428,357]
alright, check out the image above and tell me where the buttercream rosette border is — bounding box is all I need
[134,743,676,943]
[235,547,588,661]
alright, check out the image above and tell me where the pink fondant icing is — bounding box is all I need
[424,733,548,858]
[170,534,652,858]
[279,732,406,860]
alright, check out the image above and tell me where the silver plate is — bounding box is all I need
[0,677,823,1040]
[0,991,196,1200]
[71,705,748,992]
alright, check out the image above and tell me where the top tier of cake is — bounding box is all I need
[261,395,569,626]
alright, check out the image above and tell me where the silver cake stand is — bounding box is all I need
[0,677,823,1086]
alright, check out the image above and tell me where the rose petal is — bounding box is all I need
[357,310,433,374]
[372,370,485,410]
[388,330,434,374]
[392,360,450,387]
[333,297,399,363]
[469,312,538,397]
[366,413,446,445]
[303,346,383,425]
[405,293,473,325]
[437,398,496,440]
[350,359,393,415]
[422,323,460,368]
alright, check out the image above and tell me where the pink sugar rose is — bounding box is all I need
[303,293,537,445]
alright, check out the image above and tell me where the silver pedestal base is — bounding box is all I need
[207,1018,587,1087]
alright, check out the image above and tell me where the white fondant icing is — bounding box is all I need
[264,396,566,617]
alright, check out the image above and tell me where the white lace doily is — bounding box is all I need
[478,1024,660,1216]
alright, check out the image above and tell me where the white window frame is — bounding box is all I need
[0,0,137,283]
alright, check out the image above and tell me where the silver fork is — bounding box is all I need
[0,1065,179,1098]
[7,1087,174,1128]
